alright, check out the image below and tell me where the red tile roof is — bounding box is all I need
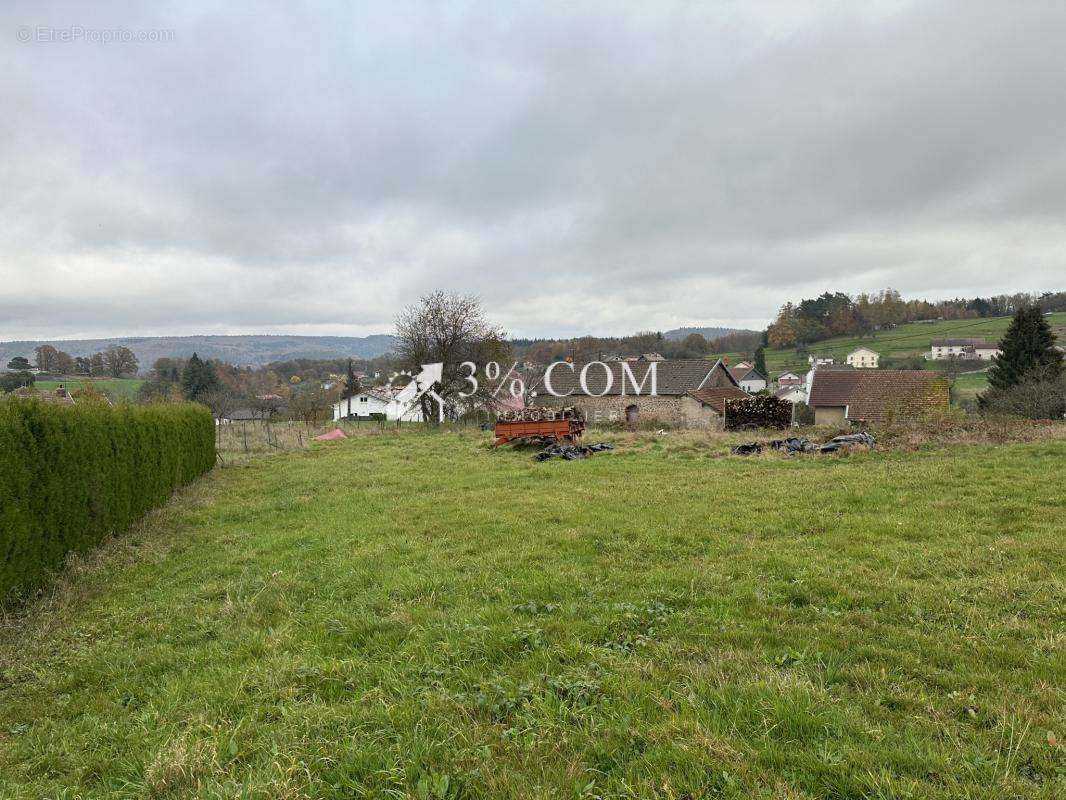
[687,385,749,413]
[808,370,948,423]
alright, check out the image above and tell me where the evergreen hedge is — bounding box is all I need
[0,399,215,601]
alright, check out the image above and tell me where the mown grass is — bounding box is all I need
[1,430,1063,799]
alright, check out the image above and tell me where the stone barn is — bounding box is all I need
[530,359,745,427]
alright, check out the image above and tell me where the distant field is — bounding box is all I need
[952,370,990,404]
[34,377,144,401]
[1,429,1063,798]
[763,312,1066,375]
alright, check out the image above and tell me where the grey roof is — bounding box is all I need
[930,338,995,348]
[224,408,266,421]
[531,359,732,397]
[731,365,767,382]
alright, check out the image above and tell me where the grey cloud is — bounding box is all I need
[2,0,1064,341]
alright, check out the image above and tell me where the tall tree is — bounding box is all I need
[6,356,31,371]
[986,306,1062,390]
[681,333,708,357]
[33,344,60,372]
[103,346,139,377]
[54,350,75,375]
[753,346,768,377]
[343,358,362,398]
[181,353,220,401]
[395,291,509,420]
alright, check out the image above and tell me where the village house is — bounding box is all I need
[808,354,835,366]
[332,387,424,422]
[929,338,1001,361]
[531,359,746,427]
[776,371,803,387]
[807,369,948,426]
[774,385,807,404]
[730,363,768,393]
[218,408,268,425]
[846,347,880,368]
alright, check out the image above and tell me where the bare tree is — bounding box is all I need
[288,385,331,427]
[394,291,510,421]
[103,346,139,377]
[201,388,239,445]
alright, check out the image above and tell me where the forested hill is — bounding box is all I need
[663,326,752,342]
[0,334,397,368]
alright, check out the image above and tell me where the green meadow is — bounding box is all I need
[0,430,1063,798]
[707,312,1066,381]
[760,312,1066,375]
[33,377,144,402]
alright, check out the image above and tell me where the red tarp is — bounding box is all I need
[313,428,348,441]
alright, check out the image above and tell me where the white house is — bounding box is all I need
[332,387,424,422]
[808,354,834,366]
[730,364,768,394]
[929,338,1001,361]
[846,347,880,368]
[776,371,803,387]
[774,385,807,404]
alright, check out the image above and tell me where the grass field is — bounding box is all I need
[952,371,991,405]
[753,312,1066,376]
[1,430,1063,798]
[34,377,144,401]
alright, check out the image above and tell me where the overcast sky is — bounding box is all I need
[2,1,1064,341]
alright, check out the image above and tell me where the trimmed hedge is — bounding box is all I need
[0,399,215,601]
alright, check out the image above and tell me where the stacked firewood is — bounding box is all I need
[724,395,792,430]
[499,405,581,422]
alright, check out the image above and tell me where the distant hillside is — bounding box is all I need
[663,326,755,342]
[762,312,1066,374]
[0,334,397,369]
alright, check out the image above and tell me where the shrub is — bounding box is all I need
[0,398,215,602]
[979,377,1066,420]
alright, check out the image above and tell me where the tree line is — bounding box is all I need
[7,344,140,378]
[767,289,1066,349]
[512,328,764,365]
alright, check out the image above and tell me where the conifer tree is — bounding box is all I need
[754,347,768,377]
[181,353,220,401]
[986,306,1062,390]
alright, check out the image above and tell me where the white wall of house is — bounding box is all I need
[846,348,879,368]
[776,386,807,403]
[333,393,389,420]
[928,345,1001,361]
[333,392,426,422]
[385,398,425,422]
[739,376,767,393]
[929,344,968,359]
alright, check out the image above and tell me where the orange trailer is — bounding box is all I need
[492,417,585,446]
